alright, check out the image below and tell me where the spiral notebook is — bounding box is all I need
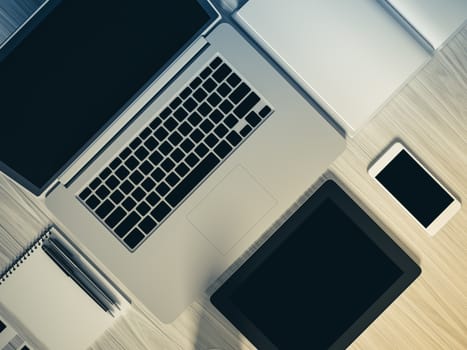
[0,227,129,350]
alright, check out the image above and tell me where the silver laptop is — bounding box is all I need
[0,0,344,322]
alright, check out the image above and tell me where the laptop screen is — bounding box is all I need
[0,0,212,194]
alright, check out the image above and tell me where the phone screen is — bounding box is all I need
[375,149,454,228]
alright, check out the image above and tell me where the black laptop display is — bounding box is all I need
[211,180,420,349]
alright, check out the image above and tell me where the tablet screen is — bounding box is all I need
[210,177,426,350]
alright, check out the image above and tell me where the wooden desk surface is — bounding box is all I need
[0,8,465,349]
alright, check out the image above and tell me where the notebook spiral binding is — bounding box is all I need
[0,228,51,285]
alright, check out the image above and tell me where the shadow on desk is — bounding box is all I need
[193,300,244,350]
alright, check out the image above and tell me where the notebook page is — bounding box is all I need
[0,245,114,350]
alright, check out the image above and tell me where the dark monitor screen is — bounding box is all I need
[0,0,212,193]
[375,149,454,227]
[211,181,420,350]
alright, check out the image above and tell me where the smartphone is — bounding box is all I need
[369,142,460,235]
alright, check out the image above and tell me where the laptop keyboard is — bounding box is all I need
[78,56,273,251]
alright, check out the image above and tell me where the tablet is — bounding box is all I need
[211,180,420,349]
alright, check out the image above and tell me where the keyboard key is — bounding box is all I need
[200,66,212,79]
[234,92,260,118]
[115,166,130,180]
[79,188,91,201]
[200,119,214,133]
[214,124,228,138]
[190,77,202,89]
[122,197,137,211]
[214,140,233,159]
[161,158,175,172]
[124,228,145,249]
[146,192,161,206]
[119,147,132,160]
[226,130,242,146]
[207,92,222,107]
[202,78,217,92]
[188,112,202,126]
[208,109,223,123]
[125,156,139,170]
[129,170,144,185]
[151,168,165,182]
[190,129,204,143]
[141,177,156,192]
[139,216,157,234]
[160,107,172,119]
[185,153,200,167]
[224,114,238,128]
[89,178,101,190]
[109,157,122,170]
[135,146,149,161]
[198,102,212,117]
[195,143,209,158]
[151,202,171,222]
[193,88,208,102]
[166,153,220,208]
[150,116,163,129]
[140,127,152,140]
[136,202,151,216]
[213,63,232,82]
[259,105,272,118]
[229,83,250,104]
[96,185,110,200]
[139,160,154,175]
[168,131,183,146]
[174,107,188,121]
[246,111,261,127]
[180,139,195,153]
[218,83,232,97]
[183,97,198,112]
[219,100,234,114]
[159,141,173,156]
[99,167,111,180]
[110,189,124,204]
[227,72,241,87]
[105,175,120,190]
[96,200,114,219]
[210,56,222,69]
[166,172,180,186]
[164,117,178,131]
[149,150,163,165]
[175,163,190,177]
[144,136,158,150]
[170,148,185,163]
[180,86,192,99]
[131,187,146,201]
[105,207,126,228]
[205,133,219,148]
[130,137,142,149]
[170,97,182,109]
[154,127,169,141]
[120,180,135,194]
[178,121,193,136]
[86,194,100,209]
[240,125,253,137]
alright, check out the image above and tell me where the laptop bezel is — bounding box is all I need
[211,180,421,349]
[0,0,219,196]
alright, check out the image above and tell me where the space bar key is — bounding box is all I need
[166,153,220,208]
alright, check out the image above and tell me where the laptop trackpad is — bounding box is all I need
[188,166,276,255]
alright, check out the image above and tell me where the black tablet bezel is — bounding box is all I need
[211,180,421,350]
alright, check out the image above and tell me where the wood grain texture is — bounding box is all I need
[0,10,465,350]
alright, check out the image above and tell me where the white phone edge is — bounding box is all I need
[368,142,461,236]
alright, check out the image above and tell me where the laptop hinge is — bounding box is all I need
[57,36,210,188]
